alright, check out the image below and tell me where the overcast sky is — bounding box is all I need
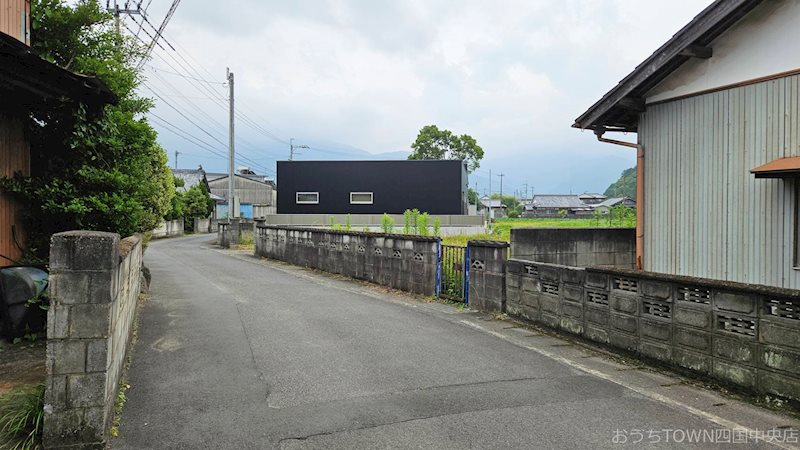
[137,0,712,196]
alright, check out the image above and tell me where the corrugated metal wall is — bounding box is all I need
[0,112,30,266]
[1,0,29,44]
[641,74,800,289]
[208,176,274,205]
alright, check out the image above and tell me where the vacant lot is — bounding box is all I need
[442,217,634,246]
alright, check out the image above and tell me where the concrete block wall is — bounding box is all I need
[493,256,800,403]
[44,231,143,449]
[511,228,635,268]
[151,218,184,238]
[467,241,509,313]
[255,225,439,296]
[217,219,242,249]
[193,217,211,233]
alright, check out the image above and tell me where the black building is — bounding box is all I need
[277,160,468,215]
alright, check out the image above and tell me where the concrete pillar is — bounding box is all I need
[44,231,120,449]
[467,240,509,313]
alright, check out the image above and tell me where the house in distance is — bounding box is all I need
[277,160,468,215]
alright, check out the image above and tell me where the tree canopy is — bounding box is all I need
[0,0,174,263]
[604,167,636,199]
[408,125,484,173]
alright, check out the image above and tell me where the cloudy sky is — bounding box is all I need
[136,0,712,196]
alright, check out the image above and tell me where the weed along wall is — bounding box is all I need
[44,231,144,449]
[467,237,800,403]
[255,225,439,296]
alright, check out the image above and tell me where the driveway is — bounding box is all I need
[115,235,799,449]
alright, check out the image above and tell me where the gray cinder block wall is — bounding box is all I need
[511,228,635,268]
[467,241,509,313]
[217,219,242,249]
[255,225,439,296]
[44,231,143,449]
[193,217,211,233]
[469,239,800,403]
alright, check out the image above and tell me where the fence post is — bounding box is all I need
[466,240,509,313]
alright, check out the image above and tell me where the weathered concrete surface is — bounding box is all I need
[114,235,799,450]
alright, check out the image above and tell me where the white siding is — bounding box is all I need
[648,0,800,104]
[641,74,800,289]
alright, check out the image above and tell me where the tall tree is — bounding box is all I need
[0,0,174,263]
[408,125,484,173]
[604,167,636,199]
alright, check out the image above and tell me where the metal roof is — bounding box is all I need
[750,156,800,178]
[573,0,763,133]
[530,195,588,209]
[594,197,627,208]
[172,168,207,192]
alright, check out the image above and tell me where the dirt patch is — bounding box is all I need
[0,340,46,396]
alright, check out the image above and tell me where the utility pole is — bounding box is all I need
[174,150,181,170]
[227,68,238,218]
[523,183,528,201]
[107,1,141,36]
[289,138,309,161]
[498,173,505,199]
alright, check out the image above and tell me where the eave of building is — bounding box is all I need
[572,0,763,133]
[0,32,117,106]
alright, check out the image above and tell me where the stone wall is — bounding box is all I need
[255,225,439,296]
[478,253,800,402]
[44,231,144,449]
[511,228,635,268]
[151,218,184,238]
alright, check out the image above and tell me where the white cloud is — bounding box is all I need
[144,0,713,191]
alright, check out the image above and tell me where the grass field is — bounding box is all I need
[441,217,635,246]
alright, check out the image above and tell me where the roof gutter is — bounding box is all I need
[595,129,644,270]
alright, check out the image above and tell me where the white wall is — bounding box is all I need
[647,0,800,103]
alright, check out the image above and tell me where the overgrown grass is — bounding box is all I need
[0,384,44,450]
[236,231,255,250]
[441,217,635,246]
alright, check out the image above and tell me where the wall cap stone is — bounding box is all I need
[467,240,510,248]
[257,225,442,242]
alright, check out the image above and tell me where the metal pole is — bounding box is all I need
[227,68,237,218]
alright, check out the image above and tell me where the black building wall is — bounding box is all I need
[277,160,467,215]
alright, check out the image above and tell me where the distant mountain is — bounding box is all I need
[604,167,636,199]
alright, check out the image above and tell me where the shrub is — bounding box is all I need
[417,212,430,236]
[433,217,441,237]
[403,209,413,234]
[345,214,352,231]
[0,384,45,450]
[381,213,395,234]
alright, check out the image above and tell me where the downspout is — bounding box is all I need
[595,130,644,270]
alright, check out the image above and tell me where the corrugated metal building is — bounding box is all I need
[574,0,800,289]
[208,173,276,218]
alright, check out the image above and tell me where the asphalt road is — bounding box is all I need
[115,235,799,450]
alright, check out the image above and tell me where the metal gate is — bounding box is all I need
[438,244,468,303]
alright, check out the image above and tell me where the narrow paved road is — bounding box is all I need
[115,235,798,449]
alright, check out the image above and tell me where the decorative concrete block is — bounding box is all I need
[675,327,711,352]
[674,348,711,374]
[714,291,757,315]
[712,359,756,389]
[640,319,671,342]
[641,280,672,300]
[640,339,672,363]
[610,292,638,315]
[714,337,756,365]
[674,305,711,329]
